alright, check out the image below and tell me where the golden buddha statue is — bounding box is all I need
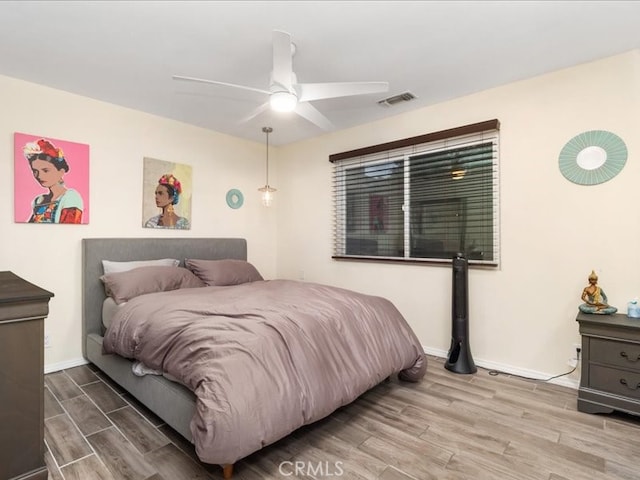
[579,270,617,314]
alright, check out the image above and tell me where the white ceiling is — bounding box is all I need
[1,1,639,146]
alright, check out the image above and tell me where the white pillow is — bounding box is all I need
[102,297,122,329]
[102,258,179,275]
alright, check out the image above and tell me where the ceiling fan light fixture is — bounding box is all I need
[270,91,298,112]
[173,30,387,131]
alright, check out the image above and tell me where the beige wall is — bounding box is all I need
[3,50,638,386]
[276,50,640,386]
[0,74,278,370]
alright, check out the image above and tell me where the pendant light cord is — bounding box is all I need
[262,126,273,186]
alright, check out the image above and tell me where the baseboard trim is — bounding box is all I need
[45,357,89,374]
[423,346,580,390]
[46,350,579,390]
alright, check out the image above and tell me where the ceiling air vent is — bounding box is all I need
[377,91,417,107]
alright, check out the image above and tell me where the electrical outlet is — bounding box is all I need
[44,334,51,348]
[567,343,581,367]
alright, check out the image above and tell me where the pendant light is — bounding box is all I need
[258,126,276,206]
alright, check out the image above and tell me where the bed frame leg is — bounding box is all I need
[222,464,234,479]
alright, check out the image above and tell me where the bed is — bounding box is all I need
[82,237,426,478]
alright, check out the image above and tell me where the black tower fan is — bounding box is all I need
[445,253,477,374]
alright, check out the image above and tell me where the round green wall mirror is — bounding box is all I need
[558,130,627,185]
[226,189,244,209]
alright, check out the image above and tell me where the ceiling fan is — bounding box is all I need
[172,30,389,131]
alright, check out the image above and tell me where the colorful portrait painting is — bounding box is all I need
[142,157,192,230]
[14,132,90,224]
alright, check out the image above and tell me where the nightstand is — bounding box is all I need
[576,311,640,416]
[0,271,54,480]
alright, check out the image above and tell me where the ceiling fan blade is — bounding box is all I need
[272,30,293,91]
[172,75,271,95]
[297,81,389,102]
[236,101,270,125]
[294,102,334,131]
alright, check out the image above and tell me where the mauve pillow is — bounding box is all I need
[100,266,205,304]
[185,259,264,286]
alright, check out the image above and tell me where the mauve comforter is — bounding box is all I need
[102,279,426,465]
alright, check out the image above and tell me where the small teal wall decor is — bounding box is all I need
[226,189,244,209]
[558,130,627,185]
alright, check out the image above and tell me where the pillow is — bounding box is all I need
[185,259,263,286]
[100,266,205,304]
[102,258,180,275]
[102,296,122,329]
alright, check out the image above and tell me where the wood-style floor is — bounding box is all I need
[44,356,640,480]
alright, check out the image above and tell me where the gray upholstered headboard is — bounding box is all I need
[82,237,247,355]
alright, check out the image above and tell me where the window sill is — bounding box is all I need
[332,255,498,268]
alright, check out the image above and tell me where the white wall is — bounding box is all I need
[0,74,278,370]
[276,50,640,384]
[4,50,639,384]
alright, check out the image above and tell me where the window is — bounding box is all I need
[331,120,500,266]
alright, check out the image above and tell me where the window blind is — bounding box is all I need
[331,120,500,266]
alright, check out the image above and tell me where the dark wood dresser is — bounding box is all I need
[0,271,54,480]
[576,311,640,416]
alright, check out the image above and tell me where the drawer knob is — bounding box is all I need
[619,351,640,362]
[619,378,640,390]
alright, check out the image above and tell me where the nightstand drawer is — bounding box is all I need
[590,338,640,372]
[590,364,640,400]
